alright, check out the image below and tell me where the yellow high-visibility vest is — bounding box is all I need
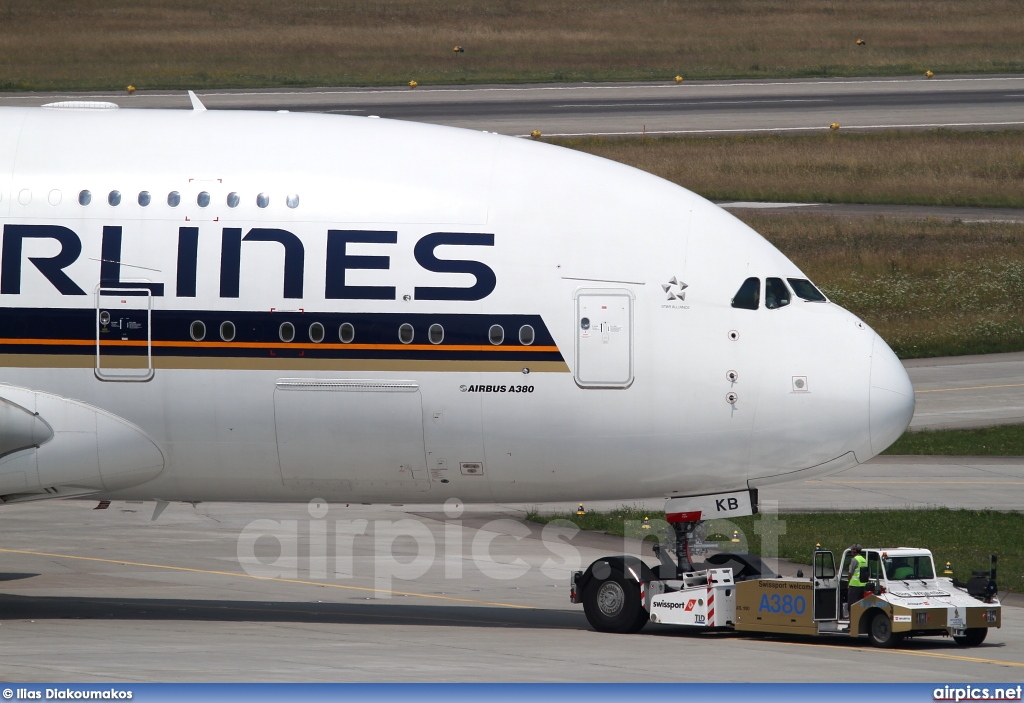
[849,554,868,587]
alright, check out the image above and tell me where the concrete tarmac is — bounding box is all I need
[1,500,1021,682]
[907,352,1024,430]
[3,74,1024,137]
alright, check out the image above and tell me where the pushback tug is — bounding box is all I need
[570,493,1001,647]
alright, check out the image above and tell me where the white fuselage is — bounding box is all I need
[0,106,915,506]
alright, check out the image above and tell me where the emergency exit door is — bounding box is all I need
[95,285,153,382]
[574,288,634,388]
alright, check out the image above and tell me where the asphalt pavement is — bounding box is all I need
[3,74,1024,136]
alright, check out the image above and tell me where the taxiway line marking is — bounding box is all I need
[916,383,1024,394]
[807,480,1024,485]
[0,547,535,610]
[768,638,1024,668]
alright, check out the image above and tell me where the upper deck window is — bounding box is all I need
[286,194,299,209]
[731,277,760,310]
[227,192,240,208]
[168,191,181,207]
[788,278,827,302]
[256,193,270,208]
[197,191,211,208]
[78,190,92,206]
[108,190,121,206]
[765,278,791,309]
[138,191,151,207]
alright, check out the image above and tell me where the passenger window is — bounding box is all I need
[279,322,295,343]
[788,278,827,302]
[78,190,92,206]
[765,278,791,310]
[286,194,299,209]
[219,321,236,342]
[731,277,760,310]
[488,324,504,345]
[168,191,181,207]
[428,324,444,344]
[309,322,325,343]
[108,190,121,206]
[519,325,535,345]
[197,191,211,208]
[190,320,206,341]
[256,193,270,208]
[138,191,151,207]
[339,322,355,344]
[398,323,414,344]
[226,192,240,208]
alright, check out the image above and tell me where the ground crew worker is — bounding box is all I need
[847,544,868,609]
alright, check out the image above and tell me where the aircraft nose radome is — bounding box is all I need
[869,334,915,455]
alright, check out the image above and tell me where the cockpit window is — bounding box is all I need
[731,277,760,310]
[765,278,791,309]
[788,278,827,302]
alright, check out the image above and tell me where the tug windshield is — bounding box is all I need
[884,555,935,580]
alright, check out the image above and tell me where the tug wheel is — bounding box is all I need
[582,571,647,634]
[867,611,902,648]
[953,628,987,647]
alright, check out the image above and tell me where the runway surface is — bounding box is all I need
[722,202,1024,222]
[4,74,1024,136]
[907,352,1024,431]
[0,500,1020,682]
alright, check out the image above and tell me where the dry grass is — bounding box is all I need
[554,130,1024,208]
[1,1,1024,90]
[736,213,1024,358]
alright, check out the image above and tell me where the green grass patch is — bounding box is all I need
[554,130,1024,209]
[729,214,1024,359]
[527,508,1023,592]
[884,425,1024,455]
[2,1,1024,91]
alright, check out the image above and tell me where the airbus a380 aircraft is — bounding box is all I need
[0,97,913,534]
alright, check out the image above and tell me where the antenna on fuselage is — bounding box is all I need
[187,90,207,111]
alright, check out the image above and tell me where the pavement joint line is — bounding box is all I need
[524,121,1024,138]
[765,638,1024,668]
[8,597,579,628]
[916,383,1024,394]
[0,547,535,610]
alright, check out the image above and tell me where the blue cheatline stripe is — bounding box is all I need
[0,308,563,364]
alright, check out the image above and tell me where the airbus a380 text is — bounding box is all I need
[0,97,914,530]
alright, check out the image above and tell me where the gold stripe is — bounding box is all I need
[0,353,570,374]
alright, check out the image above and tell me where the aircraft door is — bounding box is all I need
[574,288,634,388]
[274,379,430,494]
[95,285,153,382]
[813,550,839,621]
